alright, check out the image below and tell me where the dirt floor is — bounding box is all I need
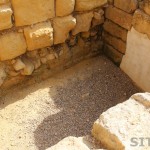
[0,55,140,150]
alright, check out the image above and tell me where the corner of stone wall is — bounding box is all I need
[0,0,107,91]
[102,0,138,66]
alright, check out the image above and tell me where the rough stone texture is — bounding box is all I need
[11,0,55,26]
[103,20,128,42]
[47,137,90,150]
[0,64,6,86]
[104,44,123,65]
[0,5,12,30]
[103,31,126,54]
[92,92,150,150]
[121,28,150,92]
[72,12,93,35]
[75,0,107,11]
[56,0,75,17]
[0,32,27,61]
[114,0,138,13]
[0,0,9,4]
[132,9,150,39]
[13,58,25,71]
[105,6,133,30]
[53,15,76,44]
[143,0,150,16]
[21,57,34,75]
[24,22,53,51]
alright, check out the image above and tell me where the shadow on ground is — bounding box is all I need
[33,56,140,150]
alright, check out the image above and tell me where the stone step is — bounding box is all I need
[92,93,150,150]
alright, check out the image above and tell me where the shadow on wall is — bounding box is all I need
[32,57,140,150]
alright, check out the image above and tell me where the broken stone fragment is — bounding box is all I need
[13,58,25,71]
[21,57,34,75]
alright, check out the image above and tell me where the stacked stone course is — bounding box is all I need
[0,0,107,89]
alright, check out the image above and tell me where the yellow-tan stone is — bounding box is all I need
[11,0,55,26]
[24,22,53,51]
[0,32,27,61]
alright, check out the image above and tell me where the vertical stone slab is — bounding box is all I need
[121,28,150,92]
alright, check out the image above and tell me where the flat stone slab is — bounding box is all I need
[46,137,90,150]
[92,93,150,150]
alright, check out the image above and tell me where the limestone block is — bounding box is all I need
[11,0,55,26]
[47,136,90,150]
[92,93,150,150]
[0,5,12,30]
[103,20,127,42]
[56,0,75,17]
[114,0,138,13]
[72,12,93,35]
[0,32,27,61]
[0,0,9,4]
[121,28,150,92]
[104,44,123,65]
[53,15,76,44]
[103,32,126,54]
[24,22,53,51]
[105,6,133,30]
[143,0,150,15]
[75,0,107,11]
[132,9,150,39]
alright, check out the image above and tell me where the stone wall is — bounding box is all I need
[103,0,150,92]
[0,0,107,90]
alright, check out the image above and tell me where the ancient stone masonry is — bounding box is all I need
[0,0,106,89]
[103,0,150,91]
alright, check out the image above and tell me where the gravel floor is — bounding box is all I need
[0,55,140,150]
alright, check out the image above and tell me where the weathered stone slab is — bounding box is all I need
[11,0,55,26]
[0,5,12,30]
[75,0,107,11]
[105,6,133,30]
[103,20,127,42]
[53,15,76,44]
[24,22,53,51]
[56,0,75,17]
[121,28,150,92]
[132,9,150,39]
[103,31,126,54]
[0,32,27,61]
[114,0,138,13]
[72,12,93,35]
[92,93,150,150]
